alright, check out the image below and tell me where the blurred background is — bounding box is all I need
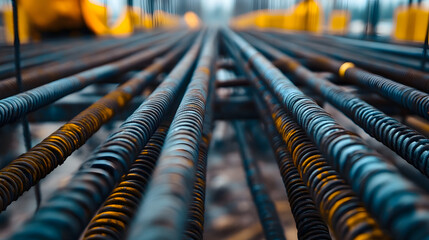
[1,0,429,44]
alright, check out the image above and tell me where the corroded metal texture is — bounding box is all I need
[82,121,170,240]
[223,28,429,240]
[233,121,286,240]
[0,42,189,212]
[0,33,190,127]
[242,33,429,178]
[9,31,204,240]
[1,25,429,240]
[127,29,217,240]
[224,37,384,239]
[183,75,215,240]
[0,32,161,80]
[248,31,429,120]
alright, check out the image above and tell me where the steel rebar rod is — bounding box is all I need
[223,38,379,239]
[82,120,170,240]
[0,35,98,65]
[0,32,159,79]
[254,76,387,240]
[0,41,189,212]
[127,30,216,240]
[264,30,423,70]
[9,31,204,240]
[242,33,429,178]
[247,32,429,121]
[0,31,177,98]
[233,121,286,240]
[221,52,331,239]
[279,35,429,92]
[0,32,189,127]
[256,97,332,240]
[223,28,429,240]
[183,75,214,240]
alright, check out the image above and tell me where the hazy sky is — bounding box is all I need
[202,0,234,23]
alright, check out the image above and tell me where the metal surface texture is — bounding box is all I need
[233,121,286,240]
[222,55,331,239]
[0,33,190,127]
[248,31,429,118]
[82,121,170,240]
[183,72,215,240]
[223,28,429,240]
[127,29,217,240]
[223,38,383,239]
[257,98,332,240]
[0,31,172,98]
[9,31,204,240]
[1,20,429,240]
[0,42,189,212]
[241,33,429,178]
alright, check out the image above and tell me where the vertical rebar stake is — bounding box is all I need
[11,0,40,211]
[421,16,429,71]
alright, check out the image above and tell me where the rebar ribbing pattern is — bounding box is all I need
[257,100,332,240]
[223,28,429,240]
[0,44,188,212]
[9,32,204,240]
[264,30,429,86]
[248,31,429,121]
[0,32,175,98]
[289,39,429,91]
[233,121,286,240]
[224,38,331,240]
[1,24,429,240]
[223,41,331,239]
[255,76,386,240]
[242,33,429,178]
[224,37,385,239]
[127,30,217,240]
[183,67,215,240]
[0,33,189,127]
[82,122,170,240]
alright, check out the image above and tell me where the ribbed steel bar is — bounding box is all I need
[325,35,429,60]
[242,33,429,178]
[264,30,423,70]
[0,32,157,79]
[223,38,374,239]
[294,36,422,71]
[127,29,216,240]
[82,121,170,240]
[256,97,332,240]
[0,41,189,212]
[0,31,176,98]
[0,36,96,65]
[233,121,286,240]
[253,77,386,240]
[304,32,427,60]
[247,31,429,121]
[224,28,429,240]
[183,62,215,240]
[182,115,211,240]
[282,37,429,93]
[221,46,331,239]
[0,32,188,127]
[9,31,204,240]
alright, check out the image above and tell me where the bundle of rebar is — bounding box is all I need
[0,22,429,240]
